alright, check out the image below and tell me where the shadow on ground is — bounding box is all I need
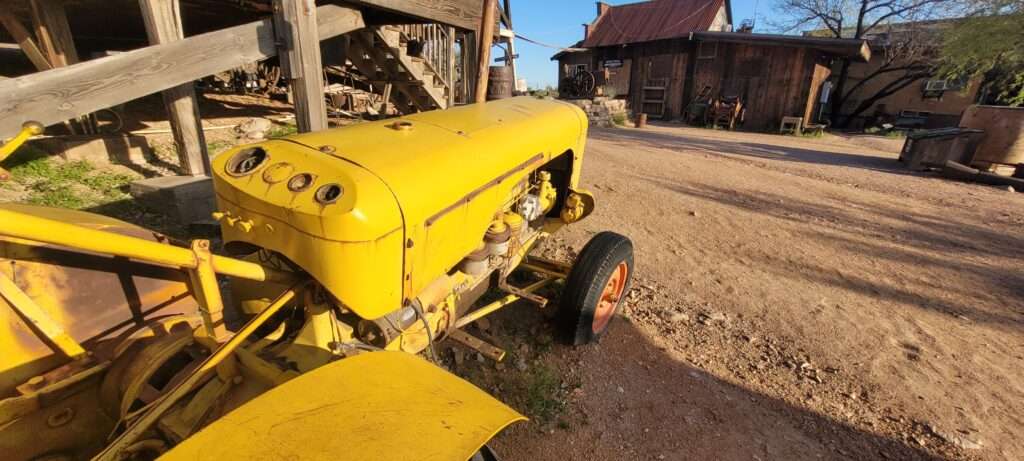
[461,303,946,460]
[594,126,911,176]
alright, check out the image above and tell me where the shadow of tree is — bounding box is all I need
[593,127,912,176]
[473,306,949,460]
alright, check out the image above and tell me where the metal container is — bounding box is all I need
[960,105,1024,171]
[486,66,514,100]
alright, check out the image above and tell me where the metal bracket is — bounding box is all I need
[188,240,230,343]
[448,329,505,362]
[498,276,549,307]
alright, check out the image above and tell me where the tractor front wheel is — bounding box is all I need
[557,232,634,345]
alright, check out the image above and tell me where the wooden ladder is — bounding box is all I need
[347,26,449,113]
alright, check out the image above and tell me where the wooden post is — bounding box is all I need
[381,82,393,116]
[447,26,456,107]
[0,11,53,72]
[139,0,210,176]
[29,0,92,135]
[474,0,497,104]
[501,0,519,94]
[274,0,328,133]
[28,0,79,66]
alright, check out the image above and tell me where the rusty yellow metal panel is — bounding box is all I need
[160,351,525,461]
[212,97,588,320]
[0,204,198,393]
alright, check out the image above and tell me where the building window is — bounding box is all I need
[573,64,588,75]
[923,79,965,92]
[922,79,966,99]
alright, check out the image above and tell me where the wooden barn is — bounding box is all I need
[553,0,870,131]
[0,0,513,175]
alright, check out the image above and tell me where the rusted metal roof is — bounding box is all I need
[582,0,726,48]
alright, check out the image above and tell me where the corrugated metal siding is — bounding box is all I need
[582,0,724,48]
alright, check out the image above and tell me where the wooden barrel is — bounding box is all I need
[960,105,1024,172]
[635,113,648,129]
[486,66,514,100]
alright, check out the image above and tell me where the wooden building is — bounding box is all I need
[0,0,506,175]
[553,0,870,131]
[813,19,985,129]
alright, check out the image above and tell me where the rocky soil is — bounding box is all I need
[448,124,1023,461]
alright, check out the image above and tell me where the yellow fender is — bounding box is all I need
[160,351,525,461]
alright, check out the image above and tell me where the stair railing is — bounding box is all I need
[399,24,455,97]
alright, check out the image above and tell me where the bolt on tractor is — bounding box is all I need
[0,97,635,460]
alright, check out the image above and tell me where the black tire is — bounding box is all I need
[557,231,634,345]
[469,444,501,461]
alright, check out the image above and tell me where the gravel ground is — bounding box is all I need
[478,124,1023,461]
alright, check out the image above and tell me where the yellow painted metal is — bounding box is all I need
[212,97,588,320]
[187,240,229,342]
[537,171,558,214]
[0,206,295,284]
[455,277,556,329]
[95,285,300,461]
[0,273,87,359]
[449,329,506,361]
[160,352,526,461]
[560,192,587,223]
[0,204,200,395]
[0,121,43,162]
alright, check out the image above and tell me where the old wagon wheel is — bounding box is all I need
[574,71,597,98]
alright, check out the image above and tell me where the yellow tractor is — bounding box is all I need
[0,97,634,460]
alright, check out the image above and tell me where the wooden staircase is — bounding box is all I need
[347,26,451,113]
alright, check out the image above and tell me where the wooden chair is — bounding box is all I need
[779,116,803,135]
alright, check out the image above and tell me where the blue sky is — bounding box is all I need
[509,0,769,89]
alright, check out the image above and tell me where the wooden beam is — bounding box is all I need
[0,5,363,139]
[29,0,92,135]
[474,0,496,104]
[0,11,53,72]
[447,25,455,107]
[28,0,80,67]
[139,0,210,176]
[274,0,328,132]
[346,0,481,31]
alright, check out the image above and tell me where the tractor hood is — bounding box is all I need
[211,97,588,320]
[286,97,588,232]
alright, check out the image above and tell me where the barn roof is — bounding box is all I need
[582,0,726,48]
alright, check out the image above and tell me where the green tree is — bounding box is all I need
[941,0,1024,105]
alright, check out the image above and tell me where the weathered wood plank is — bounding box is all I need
[0,5,363,139]
[140,0,210,175]
[349,0,481,31]
[274,0,328,132]
[0,11,53,72]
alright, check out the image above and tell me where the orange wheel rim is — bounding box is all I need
[592,262,628,333]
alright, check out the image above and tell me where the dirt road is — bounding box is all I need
[473,125,1023,460]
